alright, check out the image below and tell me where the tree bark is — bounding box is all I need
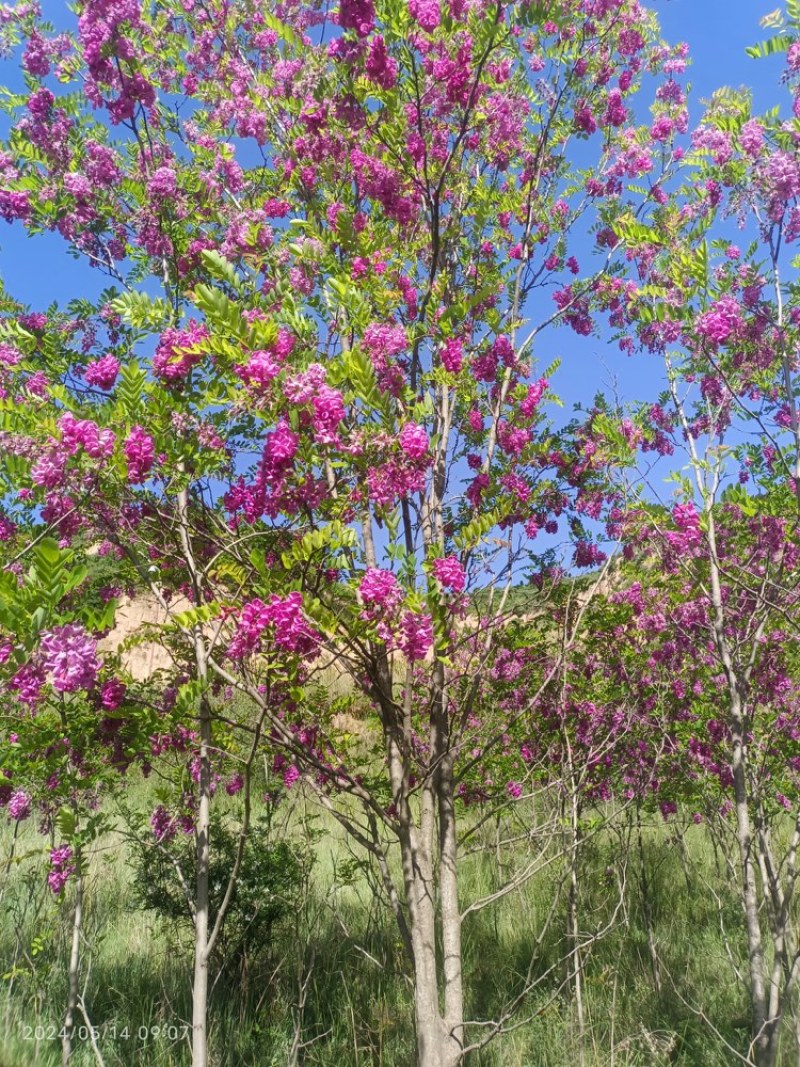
[175,484,212,1067]
[702,505,777,1067]
[730,718,778,1067]
[437,747,464,1066]
[61,860,83,1067]
[191,688,212,1067]
[389,711,464,1067]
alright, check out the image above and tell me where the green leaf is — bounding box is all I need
[173,602,220,629]
[342,347,394,423]
[116,361,148,417]
[111,291,172,330]
[34,538,62,566]
[612,214,660,247]
[200,250,241,290]
[175,678,207,715]
[192,284,247,338]
[454,507,505,550]
[439,283,498,329]
[280,522,357,569]
[745,34,792,59]
[56,807,77,839]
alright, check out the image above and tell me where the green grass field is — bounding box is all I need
[0,775,785,1067]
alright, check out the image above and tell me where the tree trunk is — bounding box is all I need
[730,718,778,1067]
[191,691,212,1067]
[391,737,464,1067]
[61,860,83,1067]
[568,804,586,1066]
[703,510,779,1067]
[437,746,464,1067]
[176,483,213,1067]
[406,841,463,1067]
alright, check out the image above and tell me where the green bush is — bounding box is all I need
[129,809,304,973]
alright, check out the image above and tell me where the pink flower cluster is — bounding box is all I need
[764,151,800,218]
[696,296,742,346]
[48,845,75,895]
[150,804,178,842]
[40,623,100,693]
[152,321,208,382]
[148,165,178,202]
[262,420,299,481]
[603,88,627,127]
[365,35,397,89]
[100,677,126,710]
[573,541,608,569]
[311,385,346,444]
[665,502,703,553]
[225,773,244,796]
[84,354,120,390]
[338,0,375,36]
[368,441,428,500]
[363,322,407,394]
[59,412,115,459]
[441,337,463,373]
[740,119,764,158]
[239,349,282,388]
[31,451,66,489]
[124,425,155,483]
[228,592,320,660]
[360,567,404,614]
[283,364,346,445]
[520,378,548,418]
[432,556,466,594]
[9,663,44,707]
[409,0,440,31]
[398,610,434,661]
[399,422,429,459]
[236,329,295,390]
[7,789,31,821]
[358,568,433,658]
[79,0,155,124]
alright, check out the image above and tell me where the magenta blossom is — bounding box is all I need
[225,773,244,796]
[284,764,301,788]
[441,338,463,373]
[432,556,466,594]
[360,567,403,613]
[100,677,126,710]
[152,321,208,382]
[40,623,100,693]
[7,789,31,821]
[398,610,433,661]
[150,804,177,842]
[84,354,120,389]
[124,425,155,484]
[399,422,429,460]
[48,845,75,895]
[695,296,741,346]
[228,592,320,659]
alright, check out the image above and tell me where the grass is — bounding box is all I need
[0,776,791,1067]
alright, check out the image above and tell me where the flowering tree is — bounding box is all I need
[0,0,692,1064]
[615,15,800,1060]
